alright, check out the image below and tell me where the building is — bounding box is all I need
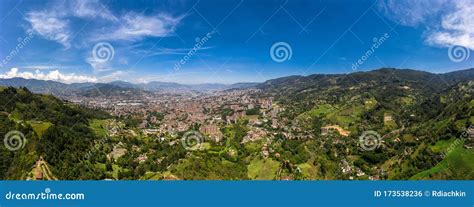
[200,124,223,142]
[383,113,393,124]
[34,168,43,180]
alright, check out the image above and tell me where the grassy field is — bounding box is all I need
[412,140,474,180]
[112,164,123,179]
[297,162,317,179]
[298,103,366,129]
[326,104,365,128]
[142,172,163,180]
[308,104,337,117]
[29,121,52,138]
[429,138,456,153]
[89,119,108,137]
[94,163,106,171]
[247,158,280,180]
[298,104,336,120]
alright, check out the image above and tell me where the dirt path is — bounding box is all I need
[35,157,58,180]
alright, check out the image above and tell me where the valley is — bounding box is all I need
[1,68,473,180]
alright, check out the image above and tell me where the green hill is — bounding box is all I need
[0,87,110,180]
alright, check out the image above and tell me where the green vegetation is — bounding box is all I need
[412,140,474,180]
[247,158,280,180]
[0,87,110,180]
[246,106,261,115]
[29,121,52,138]
[90,119,109,137]
[1,69,473,180]
[297,163,317,179]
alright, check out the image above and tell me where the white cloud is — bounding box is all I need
[25,0,183,48]
[0,68,97,83]
[21,65,77,70]
[99,70,129,82]
[96,13,183,41]
[426,0,474,49]
[85,56,113,72]
[378,0,474,49]
[378,0,447,27]
[70,0,117,21]
[25,11,72,48]
[23,0,184,75]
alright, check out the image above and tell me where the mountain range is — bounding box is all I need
[1,68,473,98]
[0,78,259,97]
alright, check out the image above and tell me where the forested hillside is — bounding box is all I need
[0,87,110,179]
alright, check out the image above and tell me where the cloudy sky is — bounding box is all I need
[0,0,473,84]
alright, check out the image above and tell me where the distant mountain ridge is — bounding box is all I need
[256,67,474,129]
[0,78,259,96]
[1,68,472,97]
[257,68,474,93]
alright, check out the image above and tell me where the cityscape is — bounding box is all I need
[0,0,473,181]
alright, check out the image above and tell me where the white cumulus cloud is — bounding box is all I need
[0,68,97,83]
[426,0,474,49]
[379,0,474,49]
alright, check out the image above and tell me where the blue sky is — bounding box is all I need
[0,0,473,84]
